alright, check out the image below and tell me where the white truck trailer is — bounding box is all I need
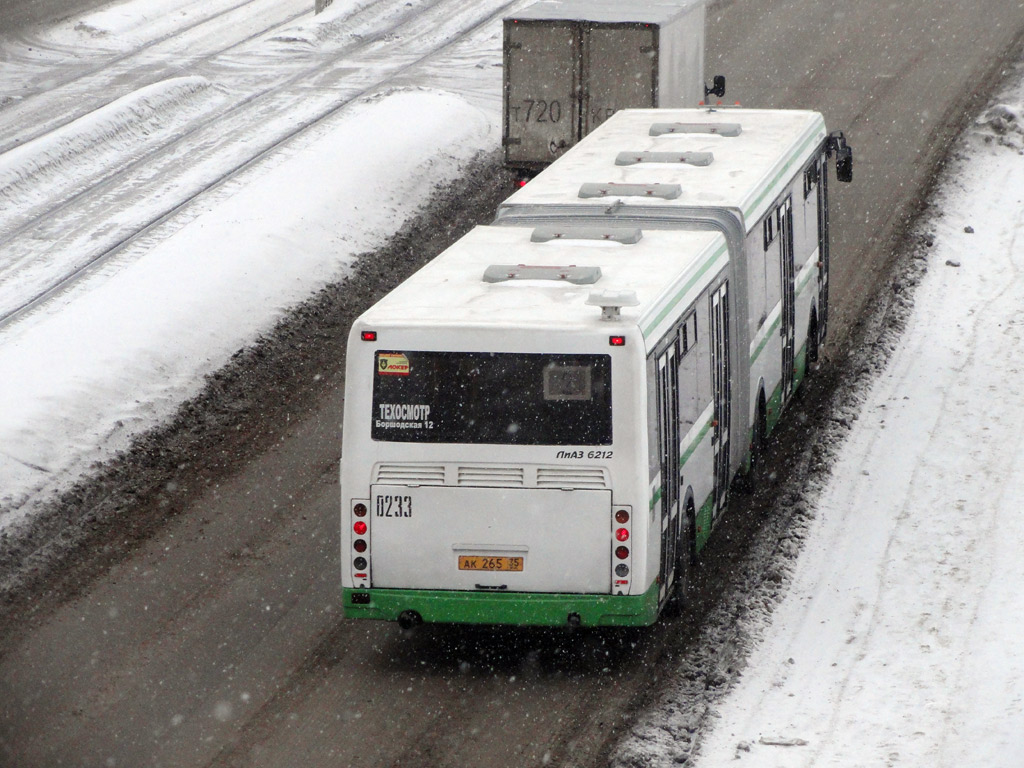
[503,0,718,177]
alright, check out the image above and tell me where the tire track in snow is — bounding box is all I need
[0,0,513,332]
[933,180,1024,767]
[0,76,222,234]
[797,173,1024,765]
[0,0,311,155]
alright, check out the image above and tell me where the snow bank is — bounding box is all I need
[0,87,494,529]
[688,96,1024,766]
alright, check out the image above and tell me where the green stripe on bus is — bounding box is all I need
[750,313,781,366]
[795,261,817,293]
[343,581,661,628]
[650,486,662,510]
[680,418,713,468]
[642,242,728,339]
[742,125,824,223]
[649,416,714,511]
[695,494,716,552]
[750,265,820,366]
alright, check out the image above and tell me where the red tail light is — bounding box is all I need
[615,546,629,560]
[615,528,629,542]
[353,521,367,536]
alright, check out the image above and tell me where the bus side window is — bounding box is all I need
[680,311,698,355]
[803,162,819,199]
[747,235,768,334]
[763,215,775,251]
[764,217,782,314]
[687,304,713,433]
[801,159,822,260]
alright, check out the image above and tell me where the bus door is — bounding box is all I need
[709,282,731,515]
[655,336,681,602]
[817,155,831,340]
[778,197,796,400]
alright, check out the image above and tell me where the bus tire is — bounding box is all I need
[664,502,697,616]
[736,392,767,494]
[807,309,820,365]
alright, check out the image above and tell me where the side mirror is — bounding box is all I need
[827,131,854,183]
[836,146,853,183]
[704,75,726,100]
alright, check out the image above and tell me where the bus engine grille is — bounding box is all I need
[372,464,610,490]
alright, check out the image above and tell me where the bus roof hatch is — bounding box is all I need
[615,151,714,166]
[649,121,741,137]
[483,264,603,284]
[531,225,643,244]
[578,182,681,200]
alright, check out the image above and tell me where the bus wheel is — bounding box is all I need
[737,394,766,494]
[807,310,820,365]
[665,504,697,616]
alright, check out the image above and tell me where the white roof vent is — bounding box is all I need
[586,289,639,321]
[531,225,642,244]
[579,182,681,200]
[483,264,602,284]
[615,151,714,166]
[649,122,741,137]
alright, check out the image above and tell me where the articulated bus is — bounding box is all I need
[340,108,852,628]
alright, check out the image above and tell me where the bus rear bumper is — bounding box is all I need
[342,582,660,628]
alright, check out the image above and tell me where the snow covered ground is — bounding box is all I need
[0,0,506,528]
[618,69,1024,768]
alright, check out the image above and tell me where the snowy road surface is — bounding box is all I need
[3,0,1024,767]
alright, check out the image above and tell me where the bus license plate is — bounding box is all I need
[458,556,524,572]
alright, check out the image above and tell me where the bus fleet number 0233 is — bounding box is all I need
[376,495,412,517]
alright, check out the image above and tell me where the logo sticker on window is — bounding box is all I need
[377,352,410,376]
[544,364,592,401]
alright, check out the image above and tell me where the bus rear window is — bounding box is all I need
[371,351,612,445]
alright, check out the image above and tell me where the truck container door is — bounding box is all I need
[709,282,731,515]
[583,23,657,135]
[504,20,579,167]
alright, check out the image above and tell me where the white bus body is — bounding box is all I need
[341,108,851,628]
